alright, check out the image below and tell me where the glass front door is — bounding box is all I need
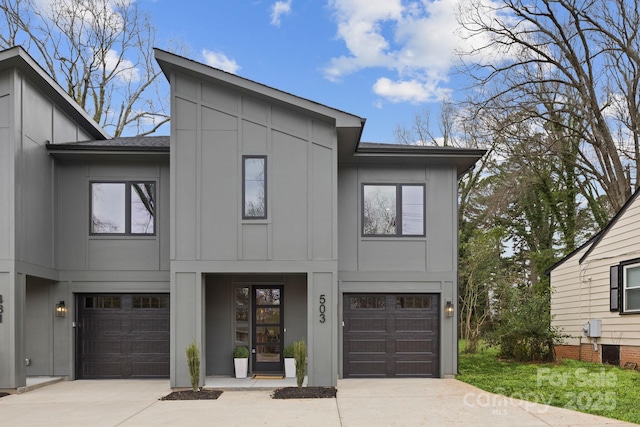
[252,286,283,372]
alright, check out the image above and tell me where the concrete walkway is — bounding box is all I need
[0,378,636,426]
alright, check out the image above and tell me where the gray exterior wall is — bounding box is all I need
[0,55,169,389]
[0,64,103,388]
[337,163,459,377]
[168,70,339,387]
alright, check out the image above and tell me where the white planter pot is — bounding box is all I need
[234,358,248,378]
[284,358,296,378]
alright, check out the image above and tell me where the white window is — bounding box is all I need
[623,264,640,312]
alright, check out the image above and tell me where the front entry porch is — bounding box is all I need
[204,273,308,378]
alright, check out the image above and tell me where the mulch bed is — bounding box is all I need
[160,389,223,400]
[272,387,337,399]
[0,393,9,399]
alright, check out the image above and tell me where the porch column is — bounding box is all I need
[307,271,338,387]
[170,271,205,388]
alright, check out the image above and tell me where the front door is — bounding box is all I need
[252,286,283,372]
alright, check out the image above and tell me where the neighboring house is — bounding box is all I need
[0,46,485,390]
[550,188,640,367]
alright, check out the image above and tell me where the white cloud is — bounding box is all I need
[202,49,241,74]
[325,0,511,104]
[271,0,293,26]
[373,77,450,103]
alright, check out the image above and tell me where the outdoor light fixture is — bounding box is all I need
[55,301,67,318]
[444,300,454,317]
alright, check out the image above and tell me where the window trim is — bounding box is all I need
[361,183,426,237]
[622,259,640,314]
[242,155,267,220]
[90,181,156,236]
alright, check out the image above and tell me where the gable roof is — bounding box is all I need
[0,46,109,141]
[547,186,640,274]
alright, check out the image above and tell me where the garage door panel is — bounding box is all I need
[396,317,433,332]
[395,360,433,376]
[78,294,170,379]
[348,360,387,377]
[348,317,386,332]
[347,338,386,354]
[344,293,439,378]
[395,339,433,354]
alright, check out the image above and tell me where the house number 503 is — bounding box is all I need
[319,294,326,323]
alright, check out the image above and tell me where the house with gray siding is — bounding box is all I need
[0,46,484,390]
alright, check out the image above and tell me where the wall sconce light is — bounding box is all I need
[444,300,454,317]
[55,301,67,318]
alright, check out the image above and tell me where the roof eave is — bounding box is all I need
[154,48,364,129]
[0,46,109,141]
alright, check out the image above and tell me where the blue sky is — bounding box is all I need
[142,0,488,143]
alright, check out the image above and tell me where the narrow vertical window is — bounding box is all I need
[402,185,424,235]
[243,156,266,219]
[131,183,155,234]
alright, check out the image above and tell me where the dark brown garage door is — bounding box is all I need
[77,294,170,379]
[343,293,439,378]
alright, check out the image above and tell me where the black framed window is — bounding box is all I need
[91,182,155,235]
[362,184,425,236]
[243,156,267,219]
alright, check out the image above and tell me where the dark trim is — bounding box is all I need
[242,156,267,220]
[89,181,157,236]
[619,258,640,314]
[361,183,426,238]
[47,144,169,152]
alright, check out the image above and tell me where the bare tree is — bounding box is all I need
[0,0,169,137]
[459,0,640,212]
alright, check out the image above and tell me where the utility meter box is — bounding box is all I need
[583,319,601,337]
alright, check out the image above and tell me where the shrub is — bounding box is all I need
[487,286,565,362]
[293,340,306,388]
[283,344,294,358]
[186,341,200,392]
[233,345,249,358]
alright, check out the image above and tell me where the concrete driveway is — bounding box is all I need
[0,378,636,427]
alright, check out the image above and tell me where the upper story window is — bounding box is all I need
[91,182,155,235]
[243,156,267,219]
[362,184,425,237]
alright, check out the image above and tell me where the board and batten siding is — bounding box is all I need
[551,194,640,347]
[171,72,337,264]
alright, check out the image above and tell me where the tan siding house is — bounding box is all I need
[550,190,640,365]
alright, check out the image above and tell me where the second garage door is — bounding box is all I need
[77,294,170,379]
[343,293,439,378]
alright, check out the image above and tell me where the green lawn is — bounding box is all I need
[457,345,640,424]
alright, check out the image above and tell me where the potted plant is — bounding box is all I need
[234,346,249,378]
[283,344,295,378]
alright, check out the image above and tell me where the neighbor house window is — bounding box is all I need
[91,182,155,234]
[243,156,266,219]
[362,184,424,236]
[624,263,640,312]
